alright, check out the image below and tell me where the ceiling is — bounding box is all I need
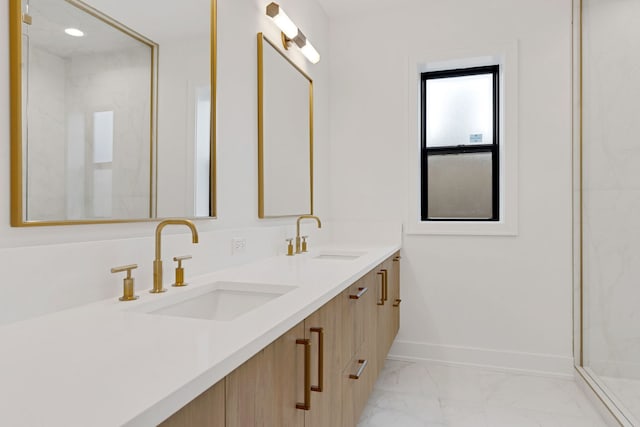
[315,0,370,17]
[315,0,406,18]
[26,0,211,58]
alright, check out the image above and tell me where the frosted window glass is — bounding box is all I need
[426,74,493,147]
[93,111,114,163]
[427,152,493,219]
[195,87,210,217]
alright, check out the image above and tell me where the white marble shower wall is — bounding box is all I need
[582,0,640,380]
[65,46,152,219]
[26,46,67,220]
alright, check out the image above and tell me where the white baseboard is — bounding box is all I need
[388,340,575,377]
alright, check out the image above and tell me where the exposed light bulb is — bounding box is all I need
[266,2,320,64]
[300,41,320,64]
[64,28,84,37]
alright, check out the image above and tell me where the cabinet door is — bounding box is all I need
[226,321,306,427]
[390,253,401,340]
[362,270,379,395]
[304,294,343,427]
[375,260,391,375]
[159,379,225,427]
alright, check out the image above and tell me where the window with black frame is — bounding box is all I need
[421,65,499,221]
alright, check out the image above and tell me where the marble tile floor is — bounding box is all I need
[600,375,640,424]
[358,359,607,427]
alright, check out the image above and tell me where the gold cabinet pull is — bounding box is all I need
[349,359,368,380]
[393,299,402,307]
[393,255,401,262]
[381,269,388,301]
[296,339,311,410]
[349,287,368,300]
[310,327,324,392]
[377,272,385,306]
[111,264,139,302]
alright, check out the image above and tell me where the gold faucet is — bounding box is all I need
[296,215,321,254]
[151,219,199,293]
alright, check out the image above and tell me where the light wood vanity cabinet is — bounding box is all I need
[226,294,344,427]
[374,253,401,376]
[160,253,400,427]
[226,322,306,426]
[390,254,401,340]
[304,294,344,427]
[341,271,378,426]
[159,380,225,427]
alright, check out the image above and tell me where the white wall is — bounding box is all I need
[0,0,330,325]
[328,0,574,374]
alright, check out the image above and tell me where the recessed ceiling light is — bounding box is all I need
[64,28,84,37]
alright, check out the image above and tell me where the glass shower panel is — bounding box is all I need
[582,0,640,423]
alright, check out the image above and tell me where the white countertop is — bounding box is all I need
[0,244,399,427]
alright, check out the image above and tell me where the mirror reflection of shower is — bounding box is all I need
[194,86,211,218]
[21,0,155,221]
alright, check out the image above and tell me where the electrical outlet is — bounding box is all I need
[232,238,246,254]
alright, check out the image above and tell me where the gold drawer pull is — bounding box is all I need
[381,269,388,301]
[393,299,402,307]
[296,339,311,410]
[377,271,385,306]
[349,287,369,300]
[349,359,368,380]
[310,327,324,392]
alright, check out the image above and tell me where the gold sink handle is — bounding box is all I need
[111,264,139,302]
[172,255,192,287]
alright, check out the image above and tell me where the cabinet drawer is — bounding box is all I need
[341,274,374,369]
[341,344,374,427]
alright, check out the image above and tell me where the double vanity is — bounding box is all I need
[0,240,401,426]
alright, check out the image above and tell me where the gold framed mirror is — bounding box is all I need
[257,32,313,218]
[9,0,217,226]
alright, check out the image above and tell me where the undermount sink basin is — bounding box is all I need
[312,251,365,261]
[134,281,296,321]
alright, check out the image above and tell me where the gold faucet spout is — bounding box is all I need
[152,219,199,293]
[295,215,321,254]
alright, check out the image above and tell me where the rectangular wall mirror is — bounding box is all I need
[9,0,217,226]
[257,32,313,218]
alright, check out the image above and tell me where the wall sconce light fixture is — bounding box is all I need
[266,2,320,64]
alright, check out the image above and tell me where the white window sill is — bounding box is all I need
[405,220,518,236]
